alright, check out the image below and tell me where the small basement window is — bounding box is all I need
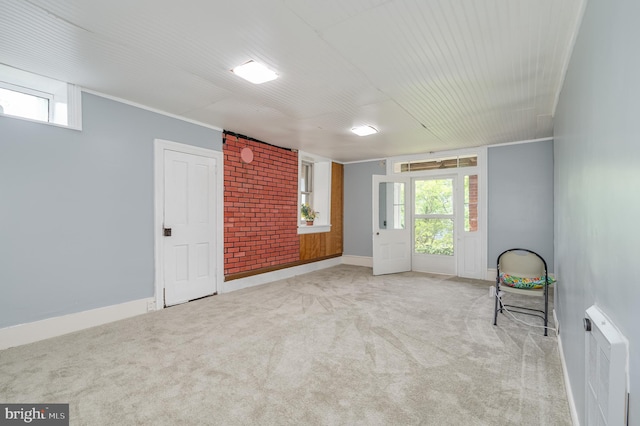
[0,64,82,130]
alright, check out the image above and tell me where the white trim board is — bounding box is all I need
[341,255,373,268]
[0,298,152,350]
[0,258,340,350]
[222,257,342,293]
[82,89,223,132]
[486,136,553,148]
[555,312,581,426]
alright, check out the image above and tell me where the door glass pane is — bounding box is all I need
[379,182,405,229]
[414,179,453,214]
[464,175,478,232]
[414,218,454,255]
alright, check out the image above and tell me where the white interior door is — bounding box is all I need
[163,149,217,306]
[372,175,411,275]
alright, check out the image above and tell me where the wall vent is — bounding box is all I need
[584,305,629,425]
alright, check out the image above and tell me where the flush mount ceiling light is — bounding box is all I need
[351,125,378,136]
[231,60,278,84]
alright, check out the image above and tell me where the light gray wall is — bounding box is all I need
[0,92,222,328]
[554,1,640,424]
[487,141,554,271]
[344,160,386,257]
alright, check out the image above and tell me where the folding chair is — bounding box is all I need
[493,248,551,336]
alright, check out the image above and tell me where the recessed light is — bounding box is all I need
[231,60,278,84]
[351,125,378,136]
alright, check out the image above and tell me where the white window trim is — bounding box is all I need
[298,151,332,234]
[0,64,82,130]
[0,81,54,121]
[387,147,481,177]
[298,224,331,234]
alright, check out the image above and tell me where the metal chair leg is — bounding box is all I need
[543,282,549,336]
[493,281,500,326]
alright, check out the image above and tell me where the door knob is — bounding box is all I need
[163,227,172,237]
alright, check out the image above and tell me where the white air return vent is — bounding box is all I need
[584,305,629,425]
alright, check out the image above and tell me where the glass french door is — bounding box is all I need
[410,174,483,278]
[412,177,456,274]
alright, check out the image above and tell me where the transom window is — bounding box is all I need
[0,64,82,129]
[393,155,477,173]
[0,85,51,122]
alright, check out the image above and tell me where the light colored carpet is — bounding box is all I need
[0,265,570,425]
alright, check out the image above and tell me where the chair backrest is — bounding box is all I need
[498,249,546,278]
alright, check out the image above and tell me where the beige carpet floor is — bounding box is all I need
[0,265,570,425]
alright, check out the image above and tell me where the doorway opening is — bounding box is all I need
[373,149,486,279]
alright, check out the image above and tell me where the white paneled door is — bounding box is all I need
[163,149,217,306]
[372,175,411,275]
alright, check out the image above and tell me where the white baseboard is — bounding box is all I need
[487,268,497,281]
[221,257,343,293]
[555,310,580,426]
[1,258,347,349]
[341,255,373,268]
[0,298,153,350]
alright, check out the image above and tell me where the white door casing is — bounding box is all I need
[382,147,486,279]
[372,175,411,275]
[154,139,223,308]
[457,173,483,279]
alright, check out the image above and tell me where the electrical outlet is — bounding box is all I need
[147,300,156,312]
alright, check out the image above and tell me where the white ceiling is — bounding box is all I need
[0,0,584,162]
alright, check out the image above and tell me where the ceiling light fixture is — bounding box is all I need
[351,125,378,136]
[231,60,278,84]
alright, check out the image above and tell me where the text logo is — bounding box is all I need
[0,404,68,425]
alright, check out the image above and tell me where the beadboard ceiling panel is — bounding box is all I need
[0,0,584,162]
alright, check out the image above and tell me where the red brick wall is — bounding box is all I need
[223,134,300,275]
[468,175,478,232]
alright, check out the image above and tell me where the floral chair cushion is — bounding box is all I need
[499,273,556,289]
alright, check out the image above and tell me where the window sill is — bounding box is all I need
[298,224,331,234]
[0,112,82,131]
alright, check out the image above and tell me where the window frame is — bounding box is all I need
[298,152,332,234]
[0,64,82,130]
[413,177,456,256]
[300,160,314,218]
[0,82,54,123]
[386,146,487,279]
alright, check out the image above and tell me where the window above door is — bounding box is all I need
[392,154,477,173]
[0,64,82,130]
